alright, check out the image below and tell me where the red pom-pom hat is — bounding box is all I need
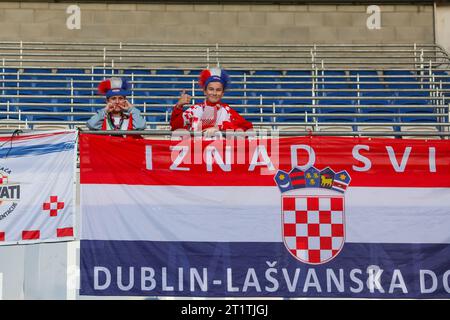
[98,77,131,98]
[198,68,230,90]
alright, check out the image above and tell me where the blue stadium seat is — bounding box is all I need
[19,105,56,113]
[56,68,86,74]
[358,117,397,128]
[123,69,150,75]
[384,70,419,89]
[358,90,395,107]
[246,77,280,89]
[226,70,249,76]
[319,115,356,124]
[281,74,312,90]
[155,69,184,75]
[55,68,88,88]
[433,70,450,90]
[23,68,52,74]
[350,70,384,89]
[280,71,312,90]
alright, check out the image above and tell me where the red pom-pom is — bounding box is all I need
[97,80,111,95]
[198,69,212,88]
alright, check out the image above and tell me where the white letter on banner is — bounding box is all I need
[141,267,156,291]
[290,145,315,170]
[389,269,408,294]
[190,268,208,292]
[206,146,231,172]
[420,270,437,294]
[117,266,134,291]
[94,266,111,290]
[352,145,371,172]
[349,269,364,293]
[227,268,239,292]
[429,147,436,172]
[170,145,190,171]
[326,269,344,293]
[162,267,174,291]
[386,146,411,172]
[145,146,152,170]
[248,145,275,171]
[303,269,322,293]
[443,270,450,293]
[366,265,384,293]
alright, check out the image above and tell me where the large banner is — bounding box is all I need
[79,133,450,298]
[0,130,76,245]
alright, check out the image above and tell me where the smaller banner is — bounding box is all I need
[0,130,76,245]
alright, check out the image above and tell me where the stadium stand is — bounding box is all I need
[0,42,448,137]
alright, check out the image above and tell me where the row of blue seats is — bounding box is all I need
[3,113,439,124]
[0,95,439,108]
[1,68,449,82]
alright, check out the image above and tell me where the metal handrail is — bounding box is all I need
[1,42,449,69]
[1,129,448,138]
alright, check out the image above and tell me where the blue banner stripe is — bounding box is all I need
[0,141,75,158]
[80,240,450,298]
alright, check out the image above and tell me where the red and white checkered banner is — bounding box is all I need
[0,131,77,245]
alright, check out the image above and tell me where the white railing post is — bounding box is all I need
[243,73,247,114]
[191,79,195,105]
[259,94,263,124]
[103,47,106,76]
[312,66,317,129]
[216,43,220,68]
[131,73,134,105]
[419,49,424,87]
[70,78,74,113]
[16,70,19,96]
[413,43,417,70]
[19,40,23,68]
[90,66,94,96]
[1,58,4,97]
[357,73,361,113]
[206,48,210,69]
[272,102,276,130]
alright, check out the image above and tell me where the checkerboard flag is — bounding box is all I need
[332,170,351,193]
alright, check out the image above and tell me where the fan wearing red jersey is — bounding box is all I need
[170,68,253,134]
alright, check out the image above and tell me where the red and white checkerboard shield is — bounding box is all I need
[282,195,345,265]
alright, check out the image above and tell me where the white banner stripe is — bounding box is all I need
[81,185,450,244]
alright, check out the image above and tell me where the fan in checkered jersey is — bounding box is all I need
[274,166,351,265]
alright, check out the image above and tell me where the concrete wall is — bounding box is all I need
[435,3,450,54]
[0,2,434,44]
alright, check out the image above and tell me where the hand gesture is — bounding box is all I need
[104,101,115,114]
[176,90,191,109]
[122,99,133,111]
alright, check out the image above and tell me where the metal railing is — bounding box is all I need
[0,42,449,69]
[0,42,449,137]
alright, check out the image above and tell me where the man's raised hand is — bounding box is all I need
[176,90,191,109]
